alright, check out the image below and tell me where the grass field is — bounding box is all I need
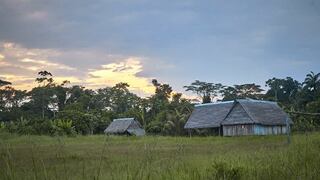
[1,133,320,180]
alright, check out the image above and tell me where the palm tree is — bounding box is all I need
[303,71,320,100]
[164,107,191,136]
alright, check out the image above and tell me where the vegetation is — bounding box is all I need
[0,133,320,179]
[0,71,319,179]
[0,71,320,135]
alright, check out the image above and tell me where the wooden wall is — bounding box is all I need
[223,124,287,136]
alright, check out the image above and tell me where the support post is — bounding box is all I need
[286,117,291,144]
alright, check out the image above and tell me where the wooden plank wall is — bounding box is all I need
[223,124,287,136]
[223,124,254,136]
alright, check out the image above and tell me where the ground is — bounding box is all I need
[0,133,320,180]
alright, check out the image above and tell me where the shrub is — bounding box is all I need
[3,117,76,136]
[52,119,76,136]
[57,111,97,135]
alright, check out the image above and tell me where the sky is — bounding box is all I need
[0,0,319,97]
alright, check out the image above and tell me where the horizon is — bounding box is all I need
[0,0,320,97]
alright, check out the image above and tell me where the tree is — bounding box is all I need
[0,86,27,109]
[36,71,53,87]
[184,80,223,103]
[164,108,188,136]
[265,77,301,105]
[221,86,238,101]
[149,79,173,115]
[57,110,97,135]
[221,84,264,101]
[235,83,264,99]
[34,71,55,119]
[3,69,320,135]
[165,93,192,135]
[152,79,173,101]
[0,79,11,87]
[303,71,320,100]
[110,83,141,114]
[0,86,28,122]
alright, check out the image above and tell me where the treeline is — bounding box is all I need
[0,71,319,136]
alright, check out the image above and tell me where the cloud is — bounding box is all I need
[0,42,74,74]
[0,42,80,89]
[0,0,319,96]
[20,58,75,70]
[86,58,155,96]
[0,73,82,90]
[0,53,5,60]
[0,74,35,90]
[0,42,156,96]
[25,11,48,21]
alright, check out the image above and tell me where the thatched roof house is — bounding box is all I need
[185,99,292,136]
[104,118,145,136]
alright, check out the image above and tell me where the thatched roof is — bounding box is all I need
[104,118,145,136]
[184,101,234,129]
[223,99,293,126]
[184,99,292,129]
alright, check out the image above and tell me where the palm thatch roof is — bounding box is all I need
[104,118,145,136]
[184,101,234,129]
[223,99,293,126]
[184,99,292,129]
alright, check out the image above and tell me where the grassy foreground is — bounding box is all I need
[0,133,320,180]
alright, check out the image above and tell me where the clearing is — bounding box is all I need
[0,133,319,179]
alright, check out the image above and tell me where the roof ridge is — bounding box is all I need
[236,99,277,104]
[113,118,134,121]
[195,101,234,107]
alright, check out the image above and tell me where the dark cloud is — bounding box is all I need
[0,0,320,93]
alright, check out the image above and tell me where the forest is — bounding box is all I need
[0,71,319,136]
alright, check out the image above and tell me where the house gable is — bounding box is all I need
[222,102,254,125]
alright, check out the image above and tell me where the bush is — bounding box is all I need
[2,117,76,136]
[57,111,97,135]
[292,116,317,132]
[52,119,76,136]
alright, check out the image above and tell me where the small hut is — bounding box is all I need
[104,118,145,136]
[184,99,293,136]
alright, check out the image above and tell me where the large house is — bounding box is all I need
[184,99,292,136]
[104,118,146,136]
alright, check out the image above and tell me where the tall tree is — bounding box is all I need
[152,79,173,101]
[110,82,140,114]
[150,79,173,114]
[184,80,223,103]
[222,84,264,101]
[234,83,264,99]
[34,71,55,119]
[0,79,11,87]
[221,86,237,101]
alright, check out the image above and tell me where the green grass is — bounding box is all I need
[1,133,320,180]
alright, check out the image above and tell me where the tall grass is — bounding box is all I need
[0,133,320,179]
